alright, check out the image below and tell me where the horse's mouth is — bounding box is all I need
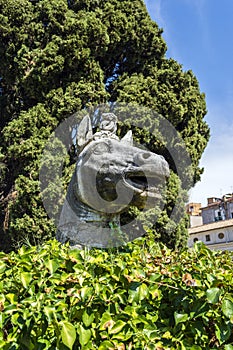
[123,172,165,198]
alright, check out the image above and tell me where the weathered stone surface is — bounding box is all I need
[57,114,170,248]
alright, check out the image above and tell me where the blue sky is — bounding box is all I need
[144,0,233,206]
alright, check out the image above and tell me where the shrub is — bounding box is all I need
[0,238,233,349]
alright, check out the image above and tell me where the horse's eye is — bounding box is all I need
[93,142,109,155]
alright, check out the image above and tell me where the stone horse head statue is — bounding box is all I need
[57,113,170,248]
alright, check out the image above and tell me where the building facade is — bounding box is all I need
[187,194,233,251]
[201,195,233,224]
[186,202,203,227]
[188,219,233,251]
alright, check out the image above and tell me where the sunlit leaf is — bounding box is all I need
[61,321,76,349]
[77,325,91,346]
[109,320,126,334]
[225,345,233,350]
[82,309,95,327]
[222,298,233,318]
[20,272,33,288]
[98,340,115,350]
[45,259,60,274]
[206,288,220,304]
[174,312,189,325]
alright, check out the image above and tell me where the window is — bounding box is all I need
[193,238,198,243]
[205,235,211,242]
[218,232,224,239]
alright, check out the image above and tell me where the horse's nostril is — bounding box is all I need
[134,152,152,165]
[142,153,151,160]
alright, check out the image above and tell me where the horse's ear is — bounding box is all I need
[120,130,133,146]
[77,115,93,147]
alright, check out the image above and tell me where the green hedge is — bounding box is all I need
[0,238,233,349]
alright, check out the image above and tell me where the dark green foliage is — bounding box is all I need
[0,0,209,250]
[0,239,233,349]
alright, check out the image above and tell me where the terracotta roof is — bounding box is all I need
[201,202,221,209]
[189,218,233,234]
[201,197,233,210]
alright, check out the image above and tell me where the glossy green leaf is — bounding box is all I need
[128,282,148,303]
[6,293,17,304]
[224,345,233,350]
[61,321,76,349]
[78,325,91,346]
[11,313,20,325]
[0,263,6,274]
[215,322,231,344]
[109,320,126,334]
[45,259,60,274]
[98,340,115,350]
[206,287,221,304]
[149,285,162,299]
[80,286,93,301]
[82,309,95,327]
[99,312,113,330]
[44,306,56,322]
[174,312,189,325]
[222,298,233,318]
[20,272,33,288]
[138,283,148,301]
